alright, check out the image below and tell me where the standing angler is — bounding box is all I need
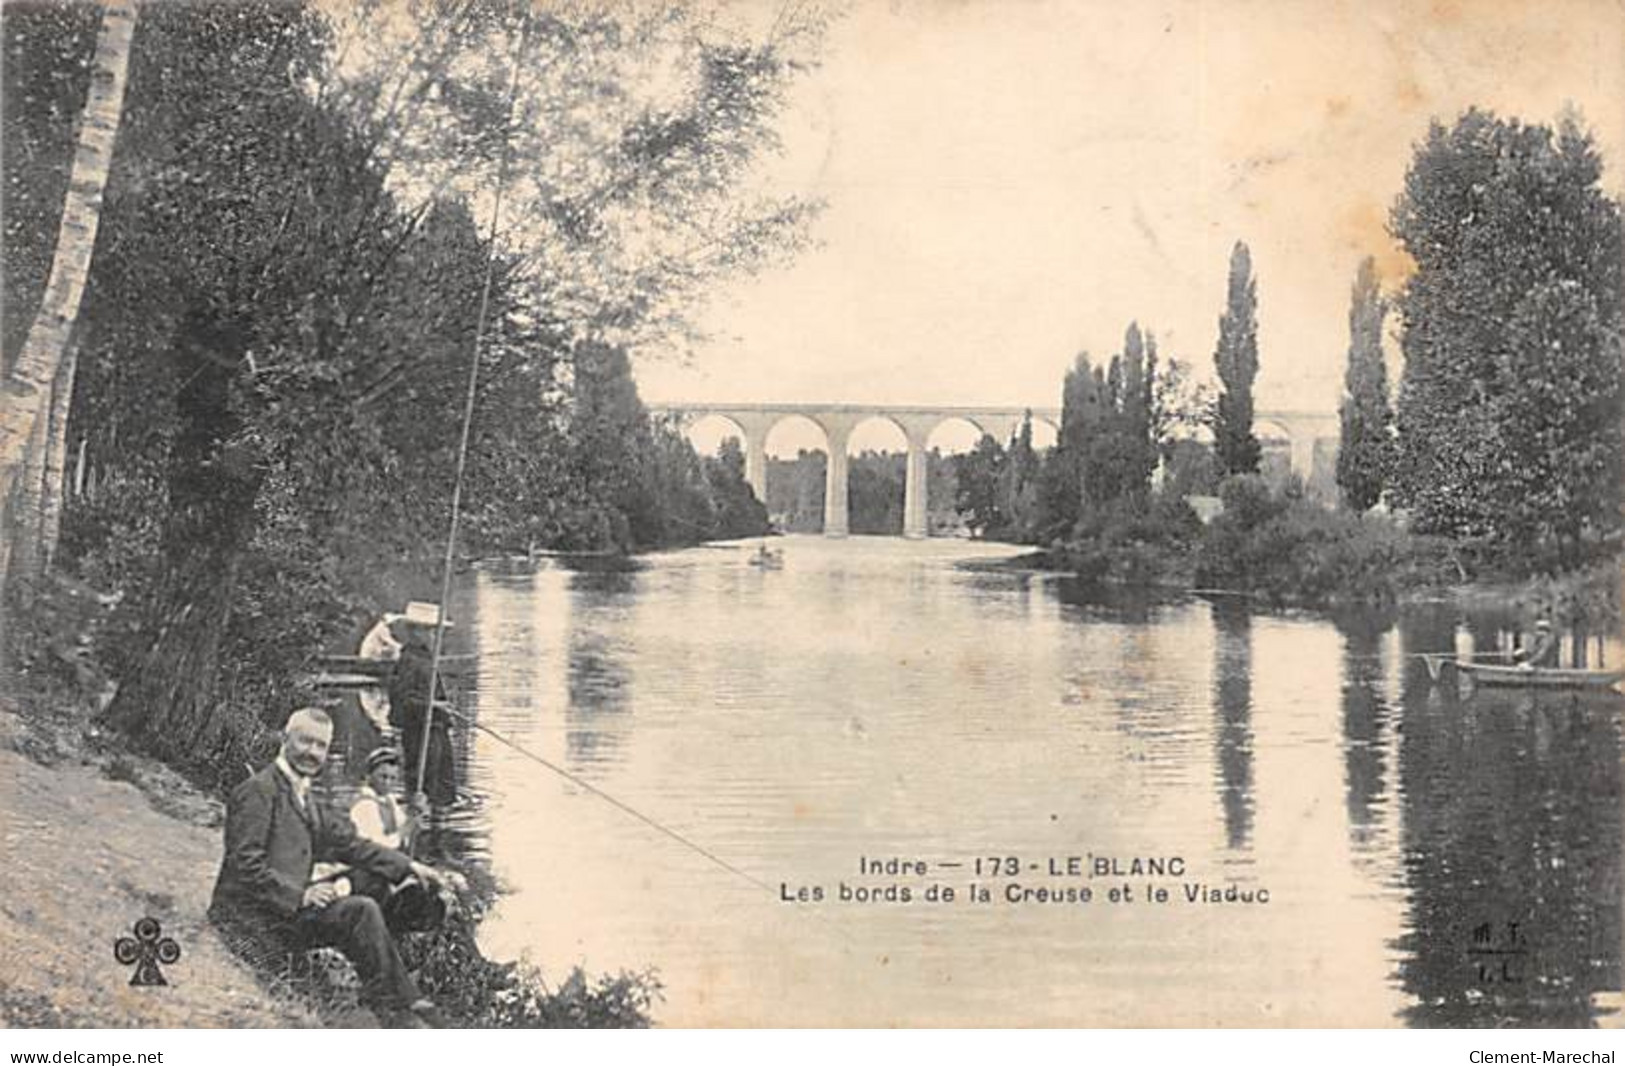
[387,602,459,807]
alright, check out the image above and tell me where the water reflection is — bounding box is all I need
[1395,615,1623,1026]
[1211,599,1254,851]
[1335,609,1396,858]
[565,631,633,769]
[418,537,1623,1026]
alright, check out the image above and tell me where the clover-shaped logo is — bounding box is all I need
[114,917,181,986]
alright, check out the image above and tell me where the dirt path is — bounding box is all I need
[0,712,305,1027]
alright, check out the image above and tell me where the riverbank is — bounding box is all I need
[0,702,310,1027]
[952,480,1619,627]
[0,680,662,1029]
[0,565,662,1030]
[956,542,1620,627]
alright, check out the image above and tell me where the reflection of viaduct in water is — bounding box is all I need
[655,402,1338,538]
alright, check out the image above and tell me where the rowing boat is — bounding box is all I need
[748,543,784,570]
[1456,662,1625,689]
[317,652,475,678]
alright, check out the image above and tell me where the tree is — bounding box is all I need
[703,436,770,539]
[92,0,429,767]
[1389,108,1623,568]
[1083,352,1132,507]
[926,448,958,534]
[55,0,823,780]
[954,433,1005,536]
[1068,324,1162,511]
[1336,257,1393,512]
[1,0,137,585]
[766,450,826,532]
[1119,322,1158,500]
[1211,241,1261,476]
[1496,280,1622,568]
[997,413,1042,540]
[1151,355,1210,452]
[1037,351,1104,538]
[323,0,825,365]
[568,341,661,550]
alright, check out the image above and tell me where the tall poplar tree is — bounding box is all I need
[1125,323,1159,498]
[1211,241,1261,476]
[1335,257,1393,512]
[1037,351,1102,537]
[999,413,1041,539]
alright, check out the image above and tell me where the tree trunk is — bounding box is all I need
[0,1,138,580]
[9,403,52,578]
[40,348,80,570]
[103,314,263,779]
[9,353,77,580]
[105,549,242,771]
[73,437,88,499]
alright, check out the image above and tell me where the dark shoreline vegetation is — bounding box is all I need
[2,0,803,786]
[955,510,1622,633]
[2,0,822,1029]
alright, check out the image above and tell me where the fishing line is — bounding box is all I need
[1342,651,1504,661]
[417,694,883,966]
[431,696,779,897]
[427,691,882,956]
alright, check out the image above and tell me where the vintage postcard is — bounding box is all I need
[1,0,1622,1032]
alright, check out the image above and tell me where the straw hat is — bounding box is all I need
[401,601,453,628]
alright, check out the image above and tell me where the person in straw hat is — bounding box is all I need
[1515,612,1560,670]
[386,601,459,807]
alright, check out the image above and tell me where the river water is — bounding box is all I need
[414,535,1621,1026]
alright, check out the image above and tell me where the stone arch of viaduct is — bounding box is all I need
[653,402,1336,539]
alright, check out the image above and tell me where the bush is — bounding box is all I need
[1195,475,1451,605]
[1454,559,1622,632]
[401,891,661,1028]
[1050,492,1202,586]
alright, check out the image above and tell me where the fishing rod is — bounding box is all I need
[415,19,527,821]
[401,18,776,898]
[1342,651,1522,661]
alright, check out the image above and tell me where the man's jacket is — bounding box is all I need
[209,763,413,920]
[388,644,449,733]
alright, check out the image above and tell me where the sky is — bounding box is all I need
[633,0,1625,452]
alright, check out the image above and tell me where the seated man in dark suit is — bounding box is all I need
[208,707,448,1027]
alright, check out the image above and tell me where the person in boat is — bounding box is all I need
[208,708,448,1027]
[355,612,408,731]
[1514,616,1560,669]
[359,611,407,663]
[387,603,459,807]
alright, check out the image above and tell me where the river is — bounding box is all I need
[403,535,1622,1026]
